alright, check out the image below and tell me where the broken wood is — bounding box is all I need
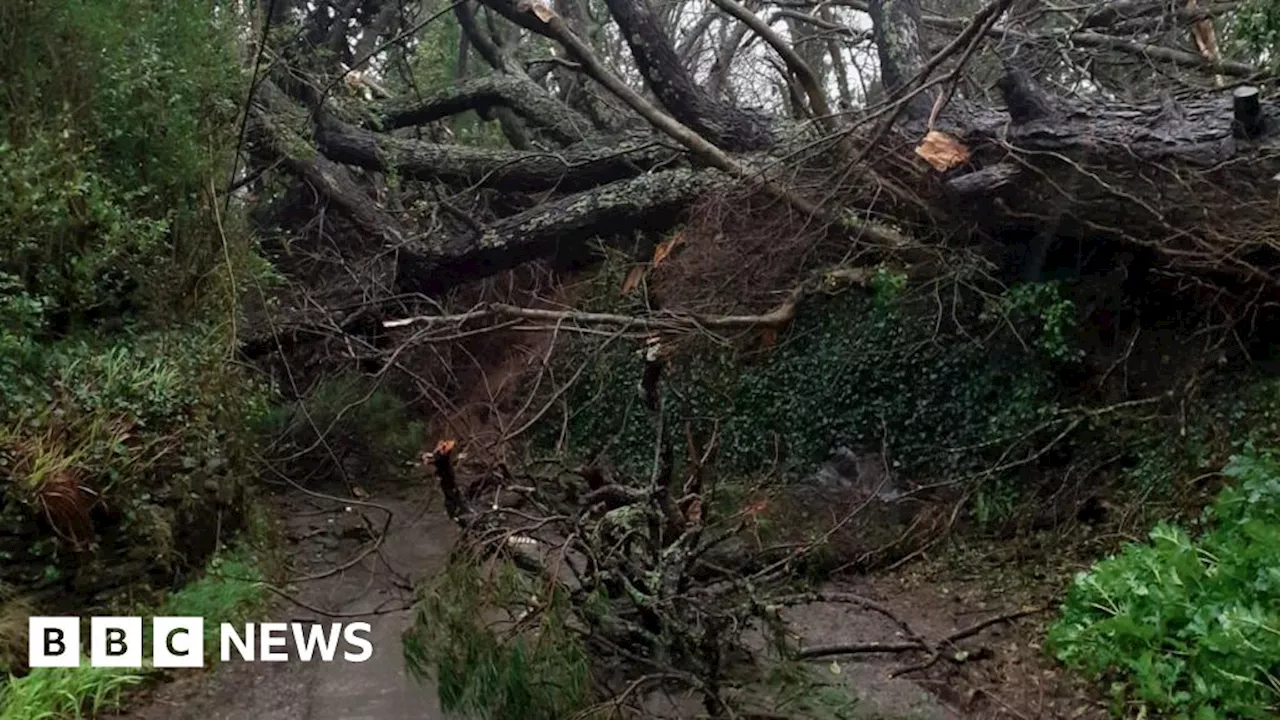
[383,268,875,332]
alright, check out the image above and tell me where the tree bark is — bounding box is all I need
[317,113,685,192]
[249,82,406,243]
[598,0,777,151]
[868,0,933,120]
[933,72,1280,279]
[376,73,591,144]
[396,168,722,294]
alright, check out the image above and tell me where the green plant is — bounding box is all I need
[972,475,1020,528]
[0,0,267,589]
[0,0,247,329]
[535,280,1063,486]
[868,265,908,307]
[1047,448,1280,719]
[260,374,426,481]
[756,661,860,719]
[404,558,593,720]
[1226,0,1280,71]
[0,327,269,561]
[984,282,1084,366]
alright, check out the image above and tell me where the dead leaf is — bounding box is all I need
[914,130,970,172]
[620,265,646,294]
[684,497,703,525]
[652,232,685,267]
[521,0,555,21]
[759,328,778,348]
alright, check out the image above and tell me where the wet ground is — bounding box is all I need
[108,470,1105,720]
[113,479,456,720]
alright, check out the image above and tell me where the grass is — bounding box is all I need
[0,542,269,720]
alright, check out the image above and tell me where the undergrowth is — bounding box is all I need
[0,0,275,704]
[0,326,269,599]
[533,255,1076,518]
[259,373,427,484]
[1048,448,1280,719]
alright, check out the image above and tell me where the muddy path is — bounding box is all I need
[113,478,456,720]
[109,478,1103,720]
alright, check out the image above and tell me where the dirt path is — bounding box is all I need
[114,479,456,720]
[784,558,1109,719]
[108,479,1105,719]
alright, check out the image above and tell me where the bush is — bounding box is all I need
[1047,449,1280,718]
[0,0,271,653]
[0,327,269,597]
[0,0,247,328]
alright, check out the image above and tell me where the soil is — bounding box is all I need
[787,562,1109,720]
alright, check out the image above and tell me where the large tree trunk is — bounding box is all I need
[934,79,1280,281]
[316,113,683,193]
[597,0,777,150]
[242,0,1280,360]
[397,168,721,294]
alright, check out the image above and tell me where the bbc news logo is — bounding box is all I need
[29,617,374,668]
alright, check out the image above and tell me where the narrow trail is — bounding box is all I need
[114,479,456,720]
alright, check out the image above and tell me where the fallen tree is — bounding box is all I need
[235,0,1280,713]
[406,344,1046,716]
[243,0,1280,330]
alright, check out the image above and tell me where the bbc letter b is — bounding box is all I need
[91,617,143,668]
[29,617,80,667]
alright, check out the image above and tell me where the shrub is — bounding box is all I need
[0,327,269,594]
[0,0,247,328]
[1047,449,1280,718]
[0,0,270,649]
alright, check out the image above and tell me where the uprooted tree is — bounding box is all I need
[237,0,1280,713]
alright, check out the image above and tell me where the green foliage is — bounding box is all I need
[407,13,462,94]
[868,266,908,307]
[1047,449,1280,719]
[0,326,269,562]
[1,0,247,329]
[0,1,273,679]
[157,546,268,632]
[404,558,593,720]
[0,543,267,720]
[984,282,1084,366]
[757,661,861,719]
[402,14,508,148]
[1115,373,1280,502]
[1226,0,1280,71]
[536,282,1063,487]
[0,665,145,720]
